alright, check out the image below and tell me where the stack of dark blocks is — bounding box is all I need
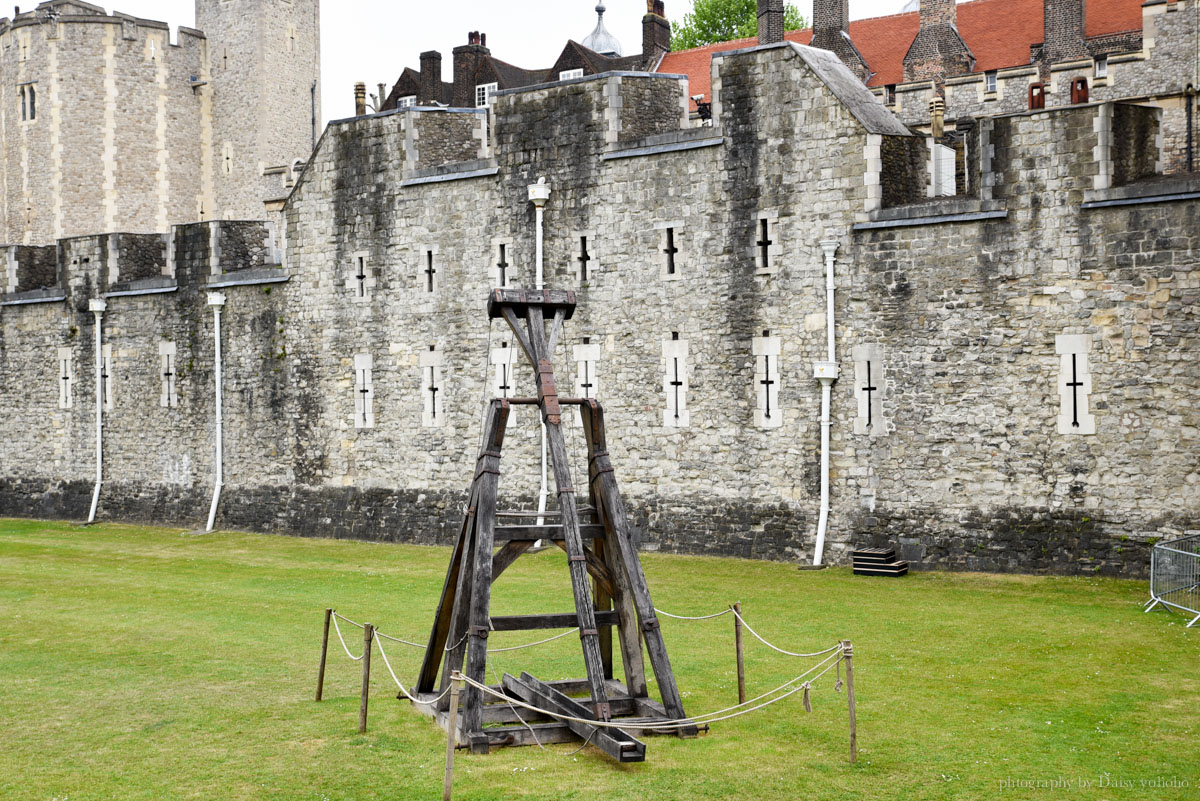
[852,547,909,577]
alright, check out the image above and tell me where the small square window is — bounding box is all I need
[559,69,584,81]
[475,82,498,108]
[1094,57,1108,79]
[396,95,416,108]
[984,71,998,94]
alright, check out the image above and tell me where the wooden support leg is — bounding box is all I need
[581,401,691,733]
[461,401,509,752]
[582,402,646,697]
[523,307,610,720]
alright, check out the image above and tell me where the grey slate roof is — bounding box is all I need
[789,43,913,137]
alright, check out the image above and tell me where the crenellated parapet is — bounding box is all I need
[0,220,278,307]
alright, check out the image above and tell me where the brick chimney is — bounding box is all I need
[1043,0,1088,65]
[757,0,784,46]
[642,1,671,69]
[902,0,974,88]
[452,31,491,108]
[419,50,442,105]
[811,0,870,82]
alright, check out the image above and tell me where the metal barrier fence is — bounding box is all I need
[1146,534,1200,628]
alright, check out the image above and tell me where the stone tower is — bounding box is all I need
[197,0,321,220]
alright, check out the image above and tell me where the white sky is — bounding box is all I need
[79,0,941,123]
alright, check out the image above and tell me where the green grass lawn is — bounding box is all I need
[1,519,1197,801]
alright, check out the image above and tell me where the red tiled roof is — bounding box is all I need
[659,0,1149,97]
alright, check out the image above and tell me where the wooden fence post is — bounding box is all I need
[733,602,746,705]
[359,623,374,734]
[316,608,332,702]
[843,639,857,764]
[443,672,463,801]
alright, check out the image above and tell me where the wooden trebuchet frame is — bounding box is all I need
[410,289,694,759]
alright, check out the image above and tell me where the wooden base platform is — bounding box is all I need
[410,675,698,761]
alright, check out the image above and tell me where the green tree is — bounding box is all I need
[671,0,807,51]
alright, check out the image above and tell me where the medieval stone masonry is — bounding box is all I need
[0,1,1197,578]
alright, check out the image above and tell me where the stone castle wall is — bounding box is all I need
[0,44,1195,576]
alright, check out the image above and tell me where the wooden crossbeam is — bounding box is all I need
[490,611,619,631]
[495,524,604,541]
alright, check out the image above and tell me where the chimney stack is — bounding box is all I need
[452,31,491,108]
[419,50,442,105]
[757,0,784,46]
[642,1,671,69]
[1042,0,1088,65]
[929,97,945,139]
[902,0,974,89]
[811,0,870,82]
[354,82,366,116]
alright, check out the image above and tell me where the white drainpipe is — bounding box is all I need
[205,292,226,532]
[87,298,107,523]
[812,241,841,567]
[527,179,551,527]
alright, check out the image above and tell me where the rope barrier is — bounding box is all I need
[329,603,838,661]
[487,628,578,652]
[374,631,453,705]
[731,608,843,658]
[332,611,365,629]
[331,610,365,661]
[654,606,734,621]
[374,630,427,649]
[457,648,844,732]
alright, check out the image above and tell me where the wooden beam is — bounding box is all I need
[491,540,532,582]
[550,539,615,599]
[489,611,619,631]
[495,524,603,541]
[582,401,648,698]
[502,672,646,763]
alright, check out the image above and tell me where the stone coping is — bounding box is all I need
[492,70,688,99]
[104,276,176,298]
[854,198,1008,230]
[1082,176,1200,209]
[207,268,289,289]
[0,289,66,306]
[401,160,499,187]
[602,134,724,162]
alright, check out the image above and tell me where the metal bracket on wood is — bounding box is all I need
[469,626,490,639]
[641,617,660,632]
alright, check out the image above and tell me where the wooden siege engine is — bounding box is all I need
[411,289,695,761]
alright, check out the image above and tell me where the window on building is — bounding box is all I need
[662,333,689,428]
[421,345,444,427]
[20,84,36,122]
[475,82,498,108]
[559,69,584,81]
[396,95,416,108]
[984,71,998,94]
[1094,56,1108,79]
[57,347,73,410]
[159,342,178,409]
[354,353,375,429]
[885,84,896,105]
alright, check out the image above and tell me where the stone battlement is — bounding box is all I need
[1,220,279,304]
